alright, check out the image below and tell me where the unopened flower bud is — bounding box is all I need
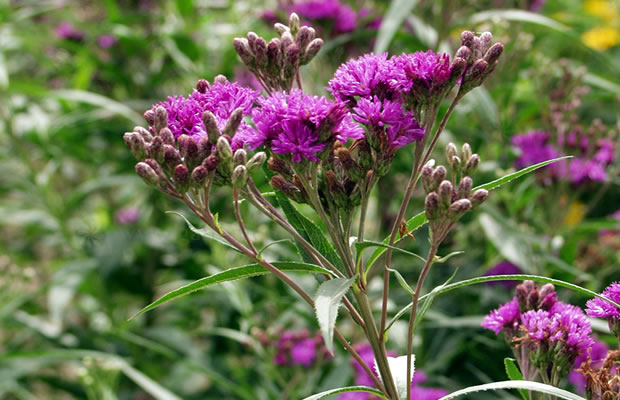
[148,135,164,163]
[216,136,233,162]
[447,198,472,218]
[281,31,295,51]
[204,154,218,171]
[270,175,304,203]
[296,26,315,51]
[202,110,220,144]
[516,284,529,312]
[154,106,168,133]
[247,152,266,173]
[267,156,292,177]
[484,42,504,65]
[284,44,300,79]
[288,13,300,34]
[136,162,159,186]
[185,137,200,168]
[468,60,488,84]
[527,289,539,311]
[470,188,489,207]
[133,126,153,142]
[439,180,453,207]
[302,38,323,65]
[191,165,208,186]
[223,108,244,137]
[446,143,458,160]
[425,192,440,220]
[461,143,472,162]
[479,32,493,51]
[196,79,210,93]
[538,283,555,300]
[458,176,473,199]
[163,144,182,170]
[177,135,191,158]
[267,38,282,70]
[422,162,435,193]
[254,37,268,68]
[214,75,228,84]
[461,30,475,48]
[274,23,289,35]
[325,170,349,208]
[159,127,174,145]
[198,136,212,159]
[233,149,247,166]
[455,46,471,61]
[431,165,447,185]
[247,32,259,49]
[174,164,190,192]
[450,156,461,171]
[144,110,155,125]
[232,165,248,188]
[126,132,147,160]
[144,158,165,180]
[464,154,480,175]
[234,38,254,66]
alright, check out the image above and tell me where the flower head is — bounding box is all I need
[55,22,85,41]
[292,0,357,33]
[247,89,361,162]
[586,282,620,320]
[482,297,521,334]
[567,157,607,184]
[97,34,118,49]
[511,131,560,170]
[328,53,399,104]
[392,50,453,101]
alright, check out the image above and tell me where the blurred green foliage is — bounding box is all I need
[1,0,618,399]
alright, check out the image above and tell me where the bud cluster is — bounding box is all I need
[515,280,558,313]
[456,31,504,96]
[124,80,266,195]
[423,143,488,235]
[234,13,323,91]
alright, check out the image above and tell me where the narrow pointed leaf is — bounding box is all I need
[386,274,620,332]
[366,156,571,271]
[469,10,570,33]
[302,386,387,400]
[504,358,528,400]
[314,276,357,354]
[438,380,586,400]
[374,0,420,53]
[131,262,332,320]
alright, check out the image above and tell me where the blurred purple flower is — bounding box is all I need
[55,22,85,41]
[568,339,609,394]
[115,207,140,224]
[273,329,328,368]
[97,34,118,49]
[593,138,616,164]
[568,157,607,184]
[483,261,522,289]
[511,131,560,170]
[481,297,521,334]
[359,8,382,30]
[292,0,357,33]
[290,338,317,367]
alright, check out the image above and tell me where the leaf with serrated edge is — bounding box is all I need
[314,276,356,354]
[302,386,387,400]
[438,380,586,400]
[130,262,332,319]
[366,156,571,271]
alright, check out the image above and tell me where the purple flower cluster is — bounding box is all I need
[246,89,363,162]
[392,51,453,100]
[338,344,447,400]
[481,297,521,334]
[150,79,258,150]
[55,22,86,41]
[291,0,357,33]
[273,329,329,367]
[586,282,620,321]
[115,207,140,225]
[511,131,616,185]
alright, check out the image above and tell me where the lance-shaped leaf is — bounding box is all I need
[314,276,357,354]
[302,386,387,400]
[438,380,586,400]
[504,358,528,400]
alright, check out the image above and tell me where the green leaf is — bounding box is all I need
[50,89,143,123]
[410,268,459,335]
[584,73,620,94]
[302,386,388,400]
[387,268,415,296]
[386,274,620,332]
[355,240,426,278]
[469,9,570,33]
[119,362,182,400]
[437,380,586,400]
[366,156,571,271]
[374,0,420,53]
[275,192,344,270]
[314,276,357,354]
[434,251,464,264]
[130,262,332,319]
[479,213,532,271]
[504,358,528,400]
[167,211,241,253]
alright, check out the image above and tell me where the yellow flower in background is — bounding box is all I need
[563,201,587,227]
[582,26,620,50]
[583,0,619,23]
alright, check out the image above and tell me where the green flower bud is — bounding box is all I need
[202,110,220,144]
[136,162,159,186]
[425,192,440,220]
[223,108,244,137]
[470,188,489,207]
[447,199,472,219]
[232,165,248,188]
[233,149,247,166]
[154,106,168,133]
[247,152,267,173]
[458,176,473,199]
[216,136,233,162]
[159,127,175,145]
[288,13,300,35]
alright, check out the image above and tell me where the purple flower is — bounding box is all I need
[290,338,317,367]
[483,261,522,289]
[115,207,140,224]
[328,53,399,104]
[55,22,85,41]
[359,8,382,30]
[292,0,357,33]
[247,89,361,162]
[511,131,561,170]
[568,339,609,394]
[593,138,616,164]
[410,387,450,400]
[97,34,118,49]
[586,282,620,320]
[482,297,521,334]
[150,79,258,149]
[392,50,453,100]
[352,97,425,149]
[568,158,607,184]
